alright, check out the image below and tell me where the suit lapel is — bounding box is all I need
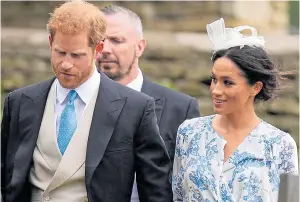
[85,74,126,184]
[153,98,165,125]
[11,78,55,187]
[36,82,61,172]
[45,83,100,193]
[141,77,165,125]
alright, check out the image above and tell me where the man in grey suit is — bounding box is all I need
[1,1,172,202]
[97,5,200,202]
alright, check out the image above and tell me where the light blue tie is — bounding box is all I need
[57,90,78,155]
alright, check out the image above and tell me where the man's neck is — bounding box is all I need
[119,67,140,86]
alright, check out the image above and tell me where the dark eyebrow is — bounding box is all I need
[211,72,235,80]
[221,76,234,80]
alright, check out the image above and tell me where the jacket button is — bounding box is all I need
[44,196,50,201]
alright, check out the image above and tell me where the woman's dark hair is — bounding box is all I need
[211,45,285,101]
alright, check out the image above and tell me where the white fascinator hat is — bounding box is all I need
[206,18,265,52]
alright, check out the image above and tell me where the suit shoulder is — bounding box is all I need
[108,78,152,102]
[144,79,195,102]
[6,78,54,100]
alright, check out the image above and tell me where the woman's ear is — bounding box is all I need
[251,81,263,96]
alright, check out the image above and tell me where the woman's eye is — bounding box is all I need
[224,80,233,85]
[210,76,217,83]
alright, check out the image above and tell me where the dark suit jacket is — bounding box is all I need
[141,77,200,162]
[1,72,172,202]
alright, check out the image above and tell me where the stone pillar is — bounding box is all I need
[219,1,289,35]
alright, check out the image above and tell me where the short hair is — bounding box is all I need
[47,0,106,48]
[101,5,143,38]
[212,46,283,101]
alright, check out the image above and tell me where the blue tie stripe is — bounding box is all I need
[57,90,78,155]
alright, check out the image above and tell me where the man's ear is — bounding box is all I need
[49,35,53,49]
[95,41,104,59]
[136,39,146,58]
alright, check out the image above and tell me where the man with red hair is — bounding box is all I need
[1,1,172,202]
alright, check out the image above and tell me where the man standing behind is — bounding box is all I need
[97,5,200,202]
[1,1,172,202]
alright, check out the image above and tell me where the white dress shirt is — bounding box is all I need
[126,68,143,202]
[55,67,100,137]
[126,68,143,92]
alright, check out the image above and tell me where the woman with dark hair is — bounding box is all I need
[172,18,298,202]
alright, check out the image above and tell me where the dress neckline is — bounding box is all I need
[208,114,263,164]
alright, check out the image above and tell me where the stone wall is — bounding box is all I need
[1,1,299,146]
[1,28,299,146]
[1,1,292,34]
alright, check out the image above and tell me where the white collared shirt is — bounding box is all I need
[126,68,143,92]
[55,67,100,136]
[127,68,143,202]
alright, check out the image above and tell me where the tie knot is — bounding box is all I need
[67,90,77,104]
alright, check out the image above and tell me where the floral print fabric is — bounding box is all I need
[172,115,298,202]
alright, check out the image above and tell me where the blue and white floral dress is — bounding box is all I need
[172,115,298,202]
